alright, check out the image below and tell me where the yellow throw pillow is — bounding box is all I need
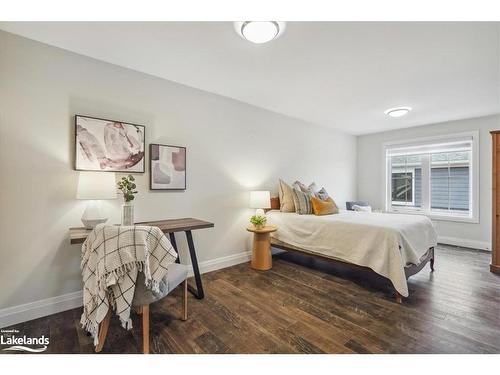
[311,196,338,216]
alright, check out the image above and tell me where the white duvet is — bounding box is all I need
[266,210,437,297]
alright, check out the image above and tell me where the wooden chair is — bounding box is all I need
[95,263,189,354]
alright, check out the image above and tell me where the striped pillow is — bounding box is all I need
[292,188,313,215]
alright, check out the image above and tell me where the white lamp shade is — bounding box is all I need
[77,172,117,200]
[249,191,271,209]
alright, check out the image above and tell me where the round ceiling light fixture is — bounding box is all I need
[234,21,286,44]
[384,106,412,118]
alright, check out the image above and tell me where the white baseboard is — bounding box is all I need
[0,250,252,329]
[0,290,83,329]
[187,250,252,277]
[438,236,491,251]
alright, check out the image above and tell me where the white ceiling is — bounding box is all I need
[1,22,499,135]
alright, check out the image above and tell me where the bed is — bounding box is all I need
[265,206,437,303]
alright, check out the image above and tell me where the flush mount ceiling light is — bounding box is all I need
[384,106,412,118]
[234,21,286,44]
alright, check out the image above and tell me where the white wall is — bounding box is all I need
[0,31,357,319]
[357,115,500,250]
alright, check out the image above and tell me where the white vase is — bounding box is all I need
[122,202,134,226]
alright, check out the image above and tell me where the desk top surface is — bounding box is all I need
[69,217,214,245]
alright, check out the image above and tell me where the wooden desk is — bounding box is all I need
[69,218,214,299]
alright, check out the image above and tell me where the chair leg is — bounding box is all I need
[182,279,188,321]
[395,290,403,304]
[142,304,150,354]
[95,308,111,353]
[430,248,435,272]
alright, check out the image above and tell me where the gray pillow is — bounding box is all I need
[292,188,313,215]
[317,187,329,201]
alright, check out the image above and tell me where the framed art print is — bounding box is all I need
[150,143,186,190]
[75,115,145,172]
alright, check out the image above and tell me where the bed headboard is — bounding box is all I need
[265,196,280,212]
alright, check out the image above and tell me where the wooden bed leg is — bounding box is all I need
[430,248,435,272]
[395,291,403,304]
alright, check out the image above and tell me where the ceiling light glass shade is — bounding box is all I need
[234,21,286,44]
[384,106,412,118]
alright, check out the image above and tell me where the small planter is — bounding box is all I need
[250,214,267,230]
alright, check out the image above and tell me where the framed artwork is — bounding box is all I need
[74,115,145,173]
[150,143,186,190]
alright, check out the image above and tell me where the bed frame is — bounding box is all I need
[268,197,435,303]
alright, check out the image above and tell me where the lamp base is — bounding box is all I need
[81,218,108,229]
[81,201,108,229]
[255,208,265,216]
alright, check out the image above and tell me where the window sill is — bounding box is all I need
[387,209,478,224]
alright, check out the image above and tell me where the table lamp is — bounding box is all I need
[249,191,271,216]
[77,172,117,228]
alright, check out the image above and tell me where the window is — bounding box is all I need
[384,132,479,222]
[390,155,422,208]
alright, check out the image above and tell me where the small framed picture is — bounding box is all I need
[75,115,145,173]
[150,143,186,190]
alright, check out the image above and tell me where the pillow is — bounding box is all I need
[292,180,307,192]
[311,196,338,216]
[352,204,372,212]
[346,201,370,211]
[278,179,295,212]
[316,187,329,201]
[293,181,319,198]
[306,182,319,197]
[291,188,313,214]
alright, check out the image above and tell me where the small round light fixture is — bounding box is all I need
[234,21,286,44]
[384,106,412,118]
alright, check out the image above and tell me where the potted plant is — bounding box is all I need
[250,215,267,230]
[117,175,138,225]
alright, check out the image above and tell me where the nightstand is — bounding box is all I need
[246,225,278,271]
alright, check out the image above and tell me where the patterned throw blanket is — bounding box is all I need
[80,224,177,346]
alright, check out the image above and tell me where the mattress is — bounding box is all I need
[266,210,438,297]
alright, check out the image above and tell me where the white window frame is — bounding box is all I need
[390,167,416,206]
[383,131,479,223]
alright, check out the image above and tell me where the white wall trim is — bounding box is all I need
[0,290,83,329]
[187,250,252,277]
[438,236,491,251]
[0,250,252,329]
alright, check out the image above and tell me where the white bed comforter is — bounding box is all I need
[266,210,437,296]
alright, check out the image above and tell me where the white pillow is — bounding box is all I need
[352,204,372,212]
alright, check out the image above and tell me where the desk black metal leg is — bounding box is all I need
[169,232,180,264]
[185,230,204,299]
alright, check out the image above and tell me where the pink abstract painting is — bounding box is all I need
[150,143,186,190]
[75,115,145,172]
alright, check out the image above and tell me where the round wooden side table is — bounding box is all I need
[246,225,278,271]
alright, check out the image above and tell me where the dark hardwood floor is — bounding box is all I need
[2,245,499,354]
